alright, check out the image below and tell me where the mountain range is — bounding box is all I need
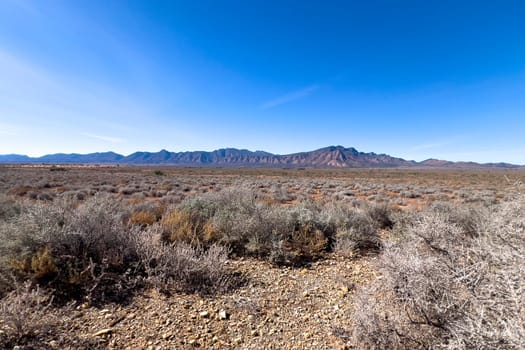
[0,146,520,168]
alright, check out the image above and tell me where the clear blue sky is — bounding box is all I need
[1,1,524,163]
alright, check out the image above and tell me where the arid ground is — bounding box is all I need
[1,165,524,349]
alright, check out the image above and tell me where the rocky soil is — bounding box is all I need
[1,255,377,349]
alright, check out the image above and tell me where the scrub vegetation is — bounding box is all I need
[0,165,523,349]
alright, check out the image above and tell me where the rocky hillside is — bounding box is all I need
[0,146,520,168]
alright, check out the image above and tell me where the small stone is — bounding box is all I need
[341,286,349,293]
[251,330,259,337]
[218,310,229,320]
[93,328,113,337]
[302,291,309,297]
[81,302,89,309]
[233,336,243,344]
[300,268,308,274]
[162,331,173,340]
[199,311,209,318]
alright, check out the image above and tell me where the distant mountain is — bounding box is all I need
[0,146,521,168]
[37,152,124,164]
[420,158,519,169]
[0,154,32,163]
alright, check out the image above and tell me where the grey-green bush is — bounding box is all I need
[350,199,525,349]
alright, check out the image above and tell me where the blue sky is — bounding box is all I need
[1,0,525,163]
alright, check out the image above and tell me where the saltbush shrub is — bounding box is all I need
[350,199,525,349]
[161,189,389,265]
[134,225,234,294]
[0,194,237,301]
[0,195,139,301]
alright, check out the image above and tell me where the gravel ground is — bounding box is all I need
[2,255,377,349]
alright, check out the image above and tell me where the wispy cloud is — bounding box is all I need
[260,85,319,109]
[81,133,124,144]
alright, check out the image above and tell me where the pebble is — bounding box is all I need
[233,336,243,344]
[162,331,173,340]
[93,328,113,337]
[199,311,209,318]
[218,310,229,320]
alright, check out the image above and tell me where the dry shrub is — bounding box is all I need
[428,201,486,237]
[134,225,235,294]
[0,195,21,220]
[161,208,216,246]
[327,204,382,257]
[10,247,58,281]
[0,194,140,302]
[7,186,34,197]
[204,191,333,265]
[350,199,525,349]
[271,221,328,266]
[0,193,244,300]
[364,202,395,229]
[0,282,56,347]
[129,210,157,227]
[161,189,388,266]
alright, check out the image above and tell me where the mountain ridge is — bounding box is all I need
[0,146,521,169]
